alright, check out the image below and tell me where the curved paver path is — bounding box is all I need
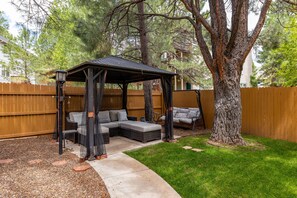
[67,136,181,198]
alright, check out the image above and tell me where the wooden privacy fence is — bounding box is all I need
[197,87,297,143]
[1,83,296,143]
[0,83,163,139]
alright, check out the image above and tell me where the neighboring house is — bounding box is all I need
[240,52,253,87]
[162,50,254,90]
[0,35,9,83]
[0,35,35,83]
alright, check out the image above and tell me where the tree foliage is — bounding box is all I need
[1,24,37,83]
[257,12,297,86]
[276,18,297,86]
[34,0,94,72]
[0,11,11,38]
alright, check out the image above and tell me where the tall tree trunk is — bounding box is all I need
[136,1,154,122]
[210,60,246,145]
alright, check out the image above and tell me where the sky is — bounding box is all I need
[0,0,260,65]
[0,0,24,36]
[1,0,261,37]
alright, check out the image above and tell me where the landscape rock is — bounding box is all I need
[52,160,68,166]
[73,164,91,172]
[191,148,203,152]
[182,146,193,150]
[28,159,43,165]
[0,159,13,164]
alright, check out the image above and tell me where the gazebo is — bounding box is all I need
[57,56,176,160]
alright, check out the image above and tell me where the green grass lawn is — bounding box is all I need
[126,135,297,198]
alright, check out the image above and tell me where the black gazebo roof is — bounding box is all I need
[66,56,176,83]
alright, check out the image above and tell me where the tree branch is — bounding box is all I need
[180,0,217,37]
[191,0,214,74]
[243,0,272,64]
[106,0,145,30]
[225,0,244,56]
[282,0,297,6]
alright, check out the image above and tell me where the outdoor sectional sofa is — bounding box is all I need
[65,109,162,144]
[158,107,204,130]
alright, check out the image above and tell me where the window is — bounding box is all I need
[1,68,9,77]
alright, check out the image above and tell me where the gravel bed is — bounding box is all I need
[0,135,110,198]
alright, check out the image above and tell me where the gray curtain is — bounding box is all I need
[122,83,128,110]
[80,69,107,160]
[161,75,174,141]
[94,70,107,156]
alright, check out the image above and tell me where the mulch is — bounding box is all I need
[0,135,110,198]
[172,127,211,137]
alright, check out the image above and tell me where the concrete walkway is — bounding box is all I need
[66,136,181,198]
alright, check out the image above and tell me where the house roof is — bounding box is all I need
[65,56,176,83]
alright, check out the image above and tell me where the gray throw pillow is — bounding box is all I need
[98,111,111,123]
[117,111,128,121]
[109,109,126,121]
[70,112,86,126]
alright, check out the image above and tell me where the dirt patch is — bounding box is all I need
[207,139,266,151]
[0,135,109,198]
[173,127,211,137]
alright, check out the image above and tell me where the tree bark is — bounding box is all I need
[136,0,154,122]
[210,59,246,145]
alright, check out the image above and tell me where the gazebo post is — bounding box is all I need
[168,79,174,140]
[161,75,174,141]
[122,83,128,110]
[87,68,95,161]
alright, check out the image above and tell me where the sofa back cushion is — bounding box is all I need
[188,109,200,119]
[69,112,86,126]
[98,111,111,123]
[118,111,128,121]
[177,108,190,113]
[175,112,188,118]
[110,109,126,121]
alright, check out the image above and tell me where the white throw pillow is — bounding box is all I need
[175,112,188,118]
[117,111,128,121]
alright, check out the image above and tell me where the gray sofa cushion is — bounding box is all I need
[69,112,86,126]
[177,108,189,113]
[98,111,111,123]
[120,121,161,132]
[118,111,128,121]
[179,118,192,124]
[173,110,177,116]
[160,116,180,123]
[175,112,188,118]
[77,126,109,135]
[173,118,180,123]
[188,109,200,119]
[109,109,126,121]
[101,121,120,128]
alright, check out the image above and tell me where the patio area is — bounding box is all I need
[65,134,182,198]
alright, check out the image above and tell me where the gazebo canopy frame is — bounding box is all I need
[62,56,176,160]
